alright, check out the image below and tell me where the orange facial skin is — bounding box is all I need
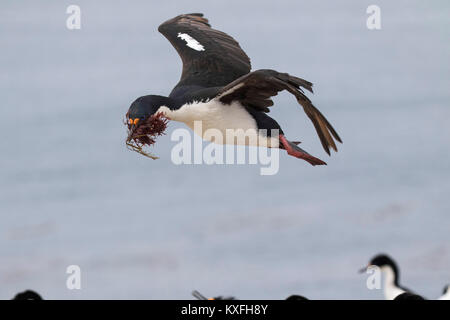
[128,118,140,125]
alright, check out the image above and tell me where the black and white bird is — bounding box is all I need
[438,284,450,300]
[393,292,425,300]
[360,254,419,300]
[285,294,309,300]
[12,290,43,300]
[126,13,342,165]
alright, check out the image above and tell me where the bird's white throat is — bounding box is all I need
[381,266,405,300]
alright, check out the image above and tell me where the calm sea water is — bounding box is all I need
[0,0,449,299]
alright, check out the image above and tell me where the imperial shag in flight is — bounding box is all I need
[126,13,342,165]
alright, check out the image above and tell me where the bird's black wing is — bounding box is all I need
[218,69,342,154]
[158,13,251,93]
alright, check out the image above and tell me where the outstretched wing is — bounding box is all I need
[158,13,251,92]
[218,69,342,154]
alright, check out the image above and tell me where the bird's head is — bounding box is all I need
[359,253,398,274]
[443,284,449,295]
[369,254,397,269]
[125,95,169,159]
[12,290,43,300]
[285,295,308,300]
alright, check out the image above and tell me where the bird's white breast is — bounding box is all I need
[382,267,405,300]
[384,284,405,300]
[157,99,279,147]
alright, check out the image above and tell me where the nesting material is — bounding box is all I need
[125,112,168,159]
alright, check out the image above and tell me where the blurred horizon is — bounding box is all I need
[0,0,449,299]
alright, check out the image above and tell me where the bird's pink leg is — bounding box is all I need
[279,134,327,166]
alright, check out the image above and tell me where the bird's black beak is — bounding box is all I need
[192,290,208,300]
[358,265,369,273]
[127,124,136,143]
